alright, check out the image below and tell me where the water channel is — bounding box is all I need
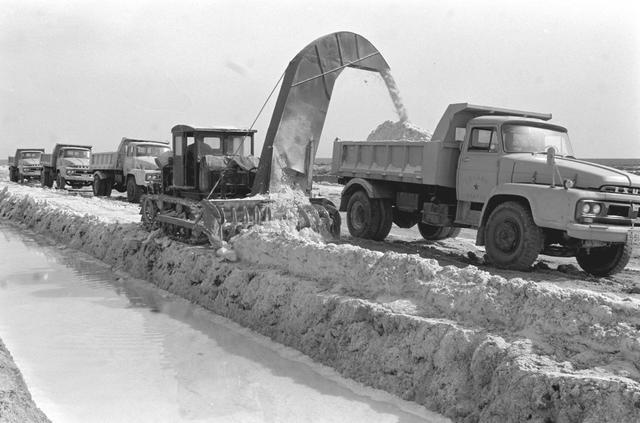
[0,223,448,423]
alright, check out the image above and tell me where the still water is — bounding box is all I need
[0,223,448,423]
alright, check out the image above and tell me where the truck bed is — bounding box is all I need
[331,139,460,188]
[89,152,118,170]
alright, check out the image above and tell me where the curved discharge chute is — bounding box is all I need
[252,31,406,194]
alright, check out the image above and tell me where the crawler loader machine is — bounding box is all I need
[140,31,402,245]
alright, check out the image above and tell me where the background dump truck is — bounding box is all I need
[333,103,640,276]
[40,143,92,189]
[90,138,170,202]
[8,148,45,183]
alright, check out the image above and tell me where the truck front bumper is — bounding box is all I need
[566,223,638,244]
[64,174,93,184]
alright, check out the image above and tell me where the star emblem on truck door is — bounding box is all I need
[473,183,479,190]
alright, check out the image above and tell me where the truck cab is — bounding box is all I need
[168,125,258,200]
[40,144,93,189]
[8,148,44,183]
[455,116,572,224]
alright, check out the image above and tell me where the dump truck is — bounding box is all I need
[40,143,92,189]
[333,103,640,276]
[90,138,170,202]
[140,31,403,245]
[8,148,45,183]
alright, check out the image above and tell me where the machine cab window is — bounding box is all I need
[202,136,222,155]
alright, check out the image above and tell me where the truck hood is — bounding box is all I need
[60,157,90,167]
[506,154,640,190]
[20,158,41,166]
[131,156,159,171]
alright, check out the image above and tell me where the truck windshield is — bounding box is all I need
[502,124,574,156]
[135,145,170,157]
[62,149,90,158]
[20,152,41,159]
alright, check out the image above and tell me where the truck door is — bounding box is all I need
[457,127,499,205]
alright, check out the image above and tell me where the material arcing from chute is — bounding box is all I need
[252,31,407,195]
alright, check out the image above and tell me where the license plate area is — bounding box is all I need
[628,229,640,246]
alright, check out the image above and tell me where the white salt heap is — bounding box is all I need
[367,120,432,141]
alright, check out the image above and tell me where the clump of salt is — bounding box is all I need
[367,120,432,141]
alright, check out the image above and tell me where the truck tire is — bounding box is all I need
[56,174,66,190]
[418,223,457,241]
[9,168,17,182]
[575,243,631,276]
[104,179,113,197]
[346,190,382,239]
[126,176,143,203]
[41,170,52,188]
[93,175,105,196]
[372,199,393,241]
[484,201,543,270]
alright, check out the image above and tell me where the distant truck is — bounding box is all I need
[90,138,170,202]
[8,148,45,183]
[40,144,92,189]
[332,103,640,276]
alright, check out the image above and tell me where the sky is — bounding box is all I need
[1,0,639,159]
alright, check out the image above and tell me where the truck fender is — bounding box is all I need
[475,183,582,245]
[93,170,109,180]
[128,169,147,186]
[339,178,394,211]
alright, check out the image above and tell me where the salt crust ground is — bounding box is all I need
[0,338,50,423]
[1,182,640,422]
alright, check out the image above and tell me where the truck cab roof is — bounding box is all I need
[468,116,568,132]
[171,125,257,136]
[120,138,169,146]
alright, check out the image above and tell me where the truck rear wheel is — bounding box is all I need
[576,243,631,276]
[418,223,458,241]
[41,170,52,188]
[104,180,113,197]
[93,175,105,196]
[126,176,143,203]
[9,168,17,182]
[346,190,382,239]
[372,199,393,241]
[484,201,543,270]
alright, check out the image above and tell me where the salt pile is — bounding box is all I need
[366,120,432,141]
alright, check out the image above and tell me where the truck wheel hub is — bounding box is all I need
[350,203,366,231]
[494,220,520,253]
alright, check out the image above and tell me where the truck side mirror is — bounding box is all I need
[546,146,556,165]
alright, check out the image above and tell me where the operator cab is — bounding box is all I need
[169,125,258,199]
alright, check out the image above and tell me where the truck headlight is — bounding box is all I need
[145,173,160,181]
[66,169,73,175]
[577,200,604,222]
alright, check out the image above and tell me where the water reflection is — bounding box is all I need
[0,223,449,423]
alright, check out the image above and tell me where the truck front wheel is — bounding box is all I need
[484,201,543,270]
[56,174,66,190]
[126,176,143,203]
[346,190,381,239]
[576,243,631,276]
